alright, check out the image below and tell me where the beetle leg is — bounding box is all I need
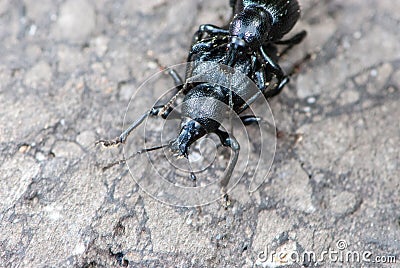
[192,24,229,43]
[275,30,307,57]
[256,68,269,89]
[240,115,276,137]
[167,68,184,89]
[256,53,290,98]
[264,76,289,98]
[259,46,285,80]
[240,115,262,125]
[215,129,240,190]
[96,65,186,148]
[96,112,150,147]
[229,0,236,10]
[275,30,307,45]
[150,105,181,119]
[188,36,228,61]
[158,64,195,115]
[96,104,181,147]
[154,59,185,93]
[258,46,290,97]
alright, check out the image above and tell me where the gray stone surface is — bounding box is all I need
[0,0,399,267]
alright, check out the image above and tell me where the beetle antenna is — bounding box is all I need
[101,143,169,171]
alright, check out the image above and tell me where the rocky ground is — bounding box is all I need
[0,0,399,267]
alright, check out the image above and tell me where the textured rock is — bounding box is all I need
[0,0,399,267]
[53,0,96,43]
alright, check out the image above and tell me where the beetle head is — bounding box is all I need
[169,118,206,158]
[229,6,272,50]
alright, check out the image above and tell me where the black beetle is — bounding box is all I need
[189,0,306,98]
[97,0,306,190]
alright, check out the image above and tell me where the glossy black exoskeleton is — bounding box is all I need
[98,0,306,190]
